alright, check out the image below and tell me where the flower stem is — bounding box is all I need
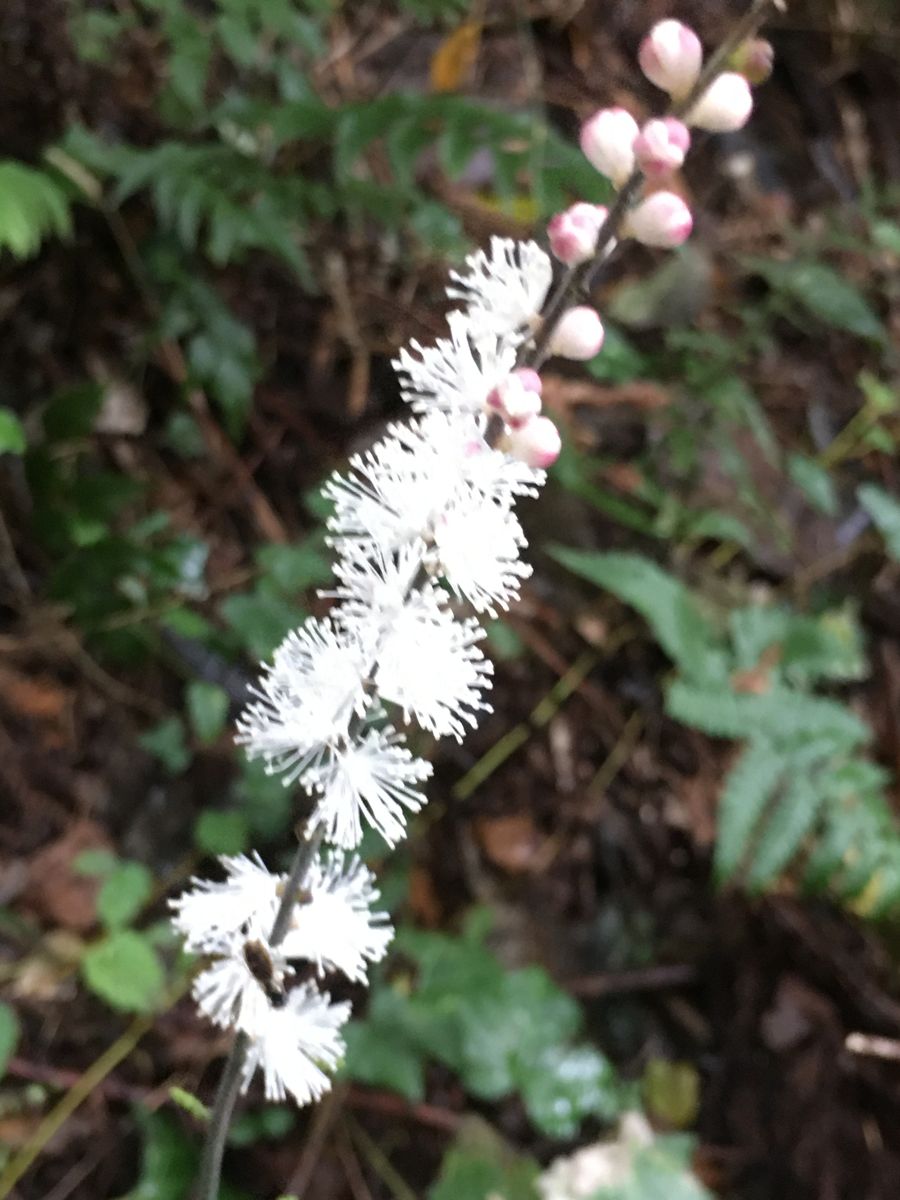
[194,822,324,1200]
[526,0,785,369]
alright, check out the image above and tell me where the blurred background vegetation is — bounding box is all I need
[1,0,899,1197]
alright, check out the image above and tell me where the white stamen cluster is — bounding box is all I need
[173,235,557,1107]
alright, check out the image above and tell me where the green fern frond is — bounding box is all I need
[0,161,72,260]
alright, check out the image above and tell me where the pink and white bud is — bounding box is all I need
[580,108,639,187]
[687,72,753,132]
[548,306,605,361]
[625,191,693,248]
[485,370,543,427]
[548,203,609,265]
[633,118,691,179]
[638,20,703,99]
[731,38,774,86]
[506,415,561,469]
[514,368,542,396]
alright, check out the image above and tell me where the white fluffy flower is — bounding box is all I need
[446,237,553,341]
[236,617,371,783]
[191,922,288,1032]
[240,983,350,1106]
[281,852,393,980]
[170,853,279,951]
[325,413,543,560]
[433,498,531,615]
[328,540,427,630]
[394,310,517,417]
[305,725,432,849]
[375,586,492,740]
[172,850,390,983]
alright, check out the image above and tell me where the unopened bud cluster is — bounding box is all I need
[546,18,771,355]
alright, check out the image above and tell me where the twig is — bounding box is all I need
[845,1032,900,1062]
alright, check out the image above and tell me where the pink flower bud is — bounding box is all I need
[506,416,561,468]
[625,192,693,248]
[485,372,542,427]
[687,72,753,132]
[548,306,605,360]
[638,20,703,99]
[547,202,609,265]
[633,118,691,179]
[514,368,542,396]
[580,108,639,187]
[731,38,774,85]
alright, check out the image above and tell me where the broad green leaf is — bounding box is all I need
[97,861,154,928]
[186,680,229,743]
[859,483,900,559]
[81,930,165,1012]
[0,409,26,454]
[342,987,427,1101]
[0,1001,20,1079]
[521,1044,623,1138]
[788,453,838,516]
[551,549,721,680]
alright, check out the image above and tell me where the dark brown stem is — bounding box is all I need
[525,0,785,370]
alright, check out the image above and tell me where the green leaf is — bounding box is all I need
[220,582,306,660]
[168,1085,209,1122]
[551,549,721,679]
[256,543,332,593]
[430,1120,539,1200]
[521,1044,623,1138]
[585,323,649,383]
[123,1110,196,1200]
[0,1001,20,1080]
[788,453,838,516]
[97,861,154,928]
[73,848,119,877]
[342,987,427,1102]
[748,258,884,340]
[747,769,825,890]
[81,930,165,1012]
[195,809,249,856]
[0,161,72,260]
[139,716,191,774]
[186,680,229,743]
[715,739,784,882]
[0,408,26,454]
[666,681,867,747]
[859,483,900,559]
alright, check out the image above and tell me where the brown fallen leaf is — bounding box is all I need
[23,820,114,932]
[475,812,548,874]
[430,22,482,93]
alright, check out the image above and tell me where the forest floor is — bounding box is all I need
[2,1,900,1198]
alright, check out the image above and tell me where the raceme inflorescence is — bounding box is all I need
[170,10,775,1188]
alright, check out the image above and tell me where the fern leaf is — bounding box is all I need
[0,162,72,259]
[550,549,722,680]
[666,681,867,747]
[714,739,784,883]
[746,769,826,890]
